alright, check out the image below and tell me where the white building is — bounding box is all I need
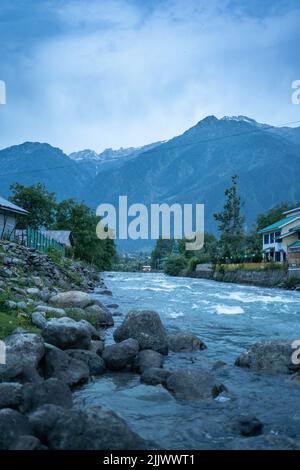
[0,196,28,240]
[260,206,300,264]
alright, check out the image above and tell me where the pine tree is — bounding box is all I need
[214,175,245,262]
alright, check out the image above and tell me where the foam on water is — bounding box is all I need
[214,305,245,315]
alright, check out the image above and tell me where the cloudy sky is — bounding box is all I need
[0,0,299,153]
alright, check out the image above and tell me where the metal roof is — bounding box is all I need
[0,196,28,215]
[288,240,300,250]
[259,215,300,233]
[283,206,300,216]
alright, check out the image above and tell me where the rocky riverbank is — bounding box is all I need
[0,246,300,450]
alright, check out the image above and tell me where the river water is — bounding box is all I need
[74,272,300,449]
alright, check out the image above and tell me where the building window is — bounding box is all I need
[270,233,275,244]
[264,234,269,244]
[275,231,281,239]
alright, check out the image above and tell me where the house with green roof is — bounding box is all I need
[259,206,300,265]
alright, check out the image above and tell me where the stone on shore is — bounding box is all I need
[0,409,33,450]
[235,340,299,374]
[132,350,164,374]
[84,304,114,327]
[102,339,139,371]
[167,331,207,352]
[0,333,45,383]
[10,435,47,450]
[42,317,92,350]
[164,369,225,401]
[31,311,47,329]
[66,350,105,376]
[20,378,73,412]
[34,305,66,317]
[0,383,23,409]
[43,347,89,387]
[140,368,172,386]
[89,340,105,356]
[29,404,153,450]
[49,291,95,309]
[114,310,168,355]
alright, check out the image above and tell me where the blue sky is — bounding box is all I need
[0,0,299,153]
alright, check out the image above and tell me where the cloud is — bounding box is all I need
[0,0,300,153]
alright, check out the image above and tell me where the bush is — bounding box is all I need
[47,246,63,264]
[164,255,187,276]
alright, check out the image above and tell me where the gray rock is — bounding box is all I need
[132,350,164,374]
[16,301,28,311]
[49,291,95,309]
[89,340,105,356]
[235,340,299,374]
[0,383,23,409]
[35,305,66,317]
[114,310,168,355]
[0,409,33,450]
[84,304,114,327]
[107,304,119,309]
[164,369,225,400]
[43,347,89,387]
[20,378,73,412]
[237,416,263,437]
[29,404,152,450]
[66,350,105,376]
[99,289,113,296]
[0,333,45,383]
[140,368,172,386]
[102,339,139,370]
[31,311,47,329]
[27,287,40,296]
[10,435,47,450]
[167,331,207,352]
[78,319,101,340]
[42,317,92,350]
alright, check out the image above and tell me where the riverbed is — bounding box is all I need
[73,272,300,449]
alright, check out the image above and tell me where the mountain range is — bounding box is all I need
[1,115,299,249]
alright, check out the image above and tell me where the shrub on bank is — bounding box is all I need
[164,255,187,276]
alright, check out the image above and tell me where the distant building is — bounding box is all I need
[0,196,28,240]
[41,230,74,248]
[260,206,300,265]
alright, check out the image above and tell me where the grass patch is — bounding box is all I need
[0,311,40,340]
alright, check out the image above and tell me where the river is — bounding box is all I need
[74,272,300,449]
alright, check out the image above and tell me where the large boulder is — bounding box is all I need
[89,340,105,356]
[0,333,45,383]
[140,368,172,386]
[31,311,47,329]
[43,347,89,387]
[164,369,225,401]
[114,310,168,355]
[35,305,66,317]
[29,404,153,450]
[0,409,33,450]
[66,350,105,376]
[10,435,47,450]
[78,320,101,340]
[84,304,114,328]
[20,378,73,412]
[102,339,139,371]
[49,291,95,309]
[167,331,207,352]
[42,317,91,350]
[0,383,23,409]
[235,340,299,374]
[132,350,164,374]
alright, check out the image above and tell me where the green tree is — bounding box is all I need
[151,238,173,269]
[10,183,56,229]
[164,255,187,276]
[55,199,116,270]
[214,175,245,262]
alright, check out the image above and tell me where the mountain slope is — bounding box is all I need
[0,142,90,200]
[86,116,300,235]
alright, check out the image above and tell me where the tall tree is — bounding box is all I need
[214,175,245,262]
[10,183,56,229]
